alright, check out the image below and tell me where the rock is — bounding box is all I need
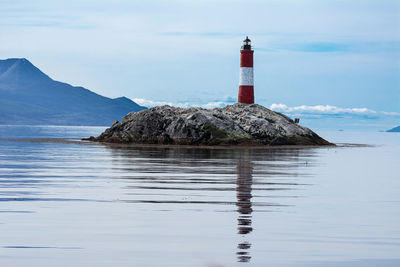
[90,103,333,146]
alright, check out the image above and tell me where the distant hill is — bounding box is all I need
[387,126,400,132]
[0,58,146,126]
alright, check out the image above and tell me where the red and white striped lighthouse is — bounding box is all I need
[238,36,254,104]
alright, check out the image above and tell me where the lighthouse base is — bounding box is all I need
[238,86,254,104]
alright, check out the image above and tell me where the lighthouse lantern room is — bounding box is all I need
[238,36,254,104]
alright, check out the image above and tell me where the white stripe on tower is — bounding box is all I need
[239,67,254,86]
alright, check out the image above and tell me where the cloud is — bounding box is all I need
[288,42,350,53]
[132,98,231,109]
[132,98,400,118]
[269,103,400,117]
[201,101,227,108]
[267,41,400,54]
[382,111,400,116]
[161,31,241,38]
[132,97,400,118]
[132,98,173,107]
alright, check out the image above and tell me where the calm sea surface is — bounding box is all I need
[0,125,399,266]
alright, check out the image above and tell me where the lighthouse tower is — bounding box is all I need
[238,36,254,104]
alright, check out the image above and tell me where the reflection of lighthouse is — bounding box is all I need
[236,158,253,263]
[238,36,254,104]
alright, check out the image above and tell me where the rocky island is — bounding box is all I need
[86,103,332,146]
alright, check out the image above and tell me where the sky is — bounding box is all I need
[1,0,399,130]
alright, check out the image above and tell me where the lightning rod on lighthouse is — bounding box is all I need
[238,36,254,104]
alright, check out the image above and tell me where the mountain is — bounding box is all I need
[0,58,146,126]
[387,126,400,132]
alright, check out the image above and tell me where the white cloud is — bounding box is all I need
[201,101,227,109]
[132,98,400,118]
[132,98,230,109]
[132,98,173,107]
[382,111,400,116]
[269,103,380,115]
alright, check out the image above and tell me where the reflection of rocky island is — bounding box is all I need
[236,159,254,263]
[87,104,333,146]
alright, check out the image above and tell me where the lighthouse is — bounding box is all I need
[238,36,254,104]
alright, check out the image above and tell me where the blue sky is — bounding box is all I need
[1,0,399,129]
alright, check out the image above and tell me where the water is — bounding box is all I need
[0,126,399,266]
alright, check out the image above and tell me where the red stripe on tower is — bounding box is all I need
[238,36,254,104]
